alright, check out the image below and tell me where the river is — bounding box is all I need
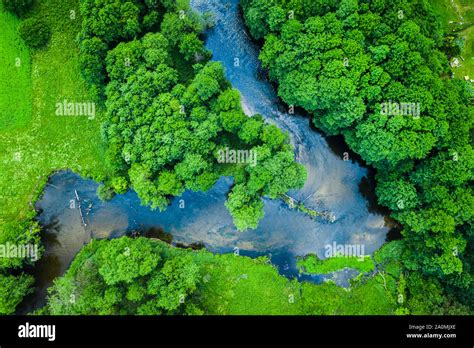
[18,0,391,313]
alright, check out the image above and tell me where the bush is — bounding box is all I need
[79,37,108,86]
[18,17,51,48]
[1,0,34,17]
[97,184,115,201]
[0,273,34,314]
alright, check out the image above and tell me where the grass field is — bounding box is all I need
[0,4,31,131]
[432,0,474,80]
[297,254,376,275]
[455,26,474,79]
[159,247,394,315]
[458,0,474,23]
[0,0,106,232]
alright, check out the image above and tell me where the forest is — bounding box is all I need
[241,0,473,312]
[0,0,472,317]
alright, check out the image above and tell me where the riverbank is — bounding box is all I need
[39,236,397,315]
[0,0,106,233]
[0,0,107,315]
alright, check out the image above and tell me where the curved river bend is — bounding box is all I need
[21,0,390,312]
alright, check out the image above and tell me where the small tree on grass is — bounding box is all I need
[1,0,34,17]
[18,17,51,49]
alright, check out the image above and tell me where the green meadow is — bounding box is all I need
[0,3,31,131]
[297,254,376,275]
[433,0,474,79]
[0,0,106,233]
[457,26,474,79]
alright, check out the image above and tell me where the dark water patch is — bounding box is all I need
[140,226,173,244]
[385,218,404,242]
[17,252,62,314]
[175,242,206,250]
[358,171,391,216]
[324,134,365,165]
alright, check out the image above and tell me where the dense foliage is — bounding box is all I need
[77,0,208,91]
[0,221,41,314]
[45,238,202,314]
[18,17,51,48]
[78,0,306,231]
[1,0,33,17]
[241,0,474,310]
[0,273,34,314]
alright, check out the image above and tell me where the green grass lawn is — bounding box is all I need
[453,0,474,80]
[297,254,375,275]
[0,3,31,131]
[0,0,106,232]
[458,0,474,23]
[195,252,302,314]
[194,250,390,315]
[456,26,474,79]
[187,250,393,315]
[432,0,459,30]
[432,0,474,80]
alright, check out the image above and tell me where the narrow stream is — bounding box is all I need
[19,0,391,313]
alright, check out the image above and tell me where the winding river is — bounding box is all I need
[20,0,391,312]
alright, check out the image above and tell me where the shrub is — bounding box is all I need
[97,184,115,201]
[18,17,51,48]
[1,0,34,17]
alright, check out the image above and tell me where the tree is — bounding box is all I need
[241,0,274,39]
[238,115,264,143]
[0,273,34,314]
[18,17,51,49]
[96,238,160,285]
[146,255,200,311]
[225,184,265,231]
[128,163,167,210]
[0,220,41,270]
[220,110,247,133]
[160,12,203,46]
[175,153,211,190]
[156,171,184,196]
[79,37,109,86]
[411,146,474,188]
[246,147,307,199]
[376,178,419,211]
[111,176,128,194]
[396,208,466,277]
[79,0,141,44]
[97,184,115,201]
[179,33,208,61]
